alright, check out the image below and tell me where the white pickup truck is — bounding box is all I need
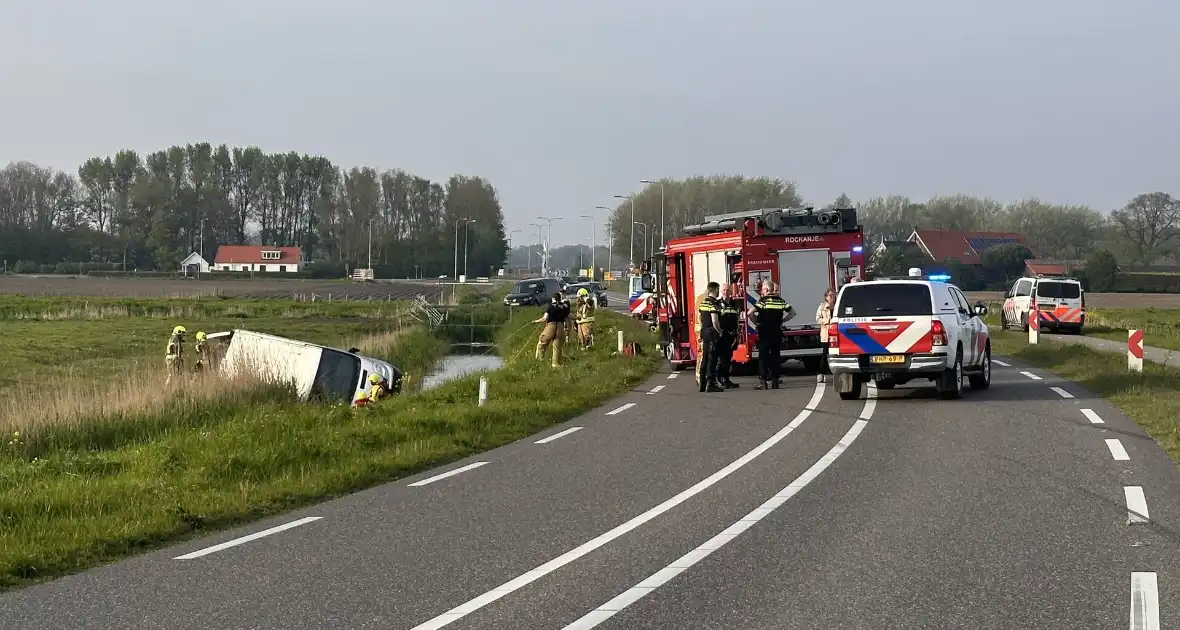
[206,329,404,405]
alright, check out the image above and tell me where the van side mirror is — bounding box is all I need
[973,302,988,318]
[641,273,655,292]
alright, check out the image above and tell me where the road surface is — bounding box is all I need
[1,359,1176,629]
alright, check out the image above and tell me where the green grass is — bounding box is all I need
[981,305,1180,351]
[0,306,659,590]
[989,330,1180,471]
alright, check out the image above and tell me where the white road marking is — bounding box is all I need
[648,385,665,395]
[1125,486,1150,524]
[667,373,678,379]
[991,359,1011,367]
[407,462,488,487]
[1020,371,1042,380]
[606,403,636,415]
[1081,408,1105,424]
[805,382,825,411]
[535,427,583,444]
[1106,439,1130,461]
[563,385,877,629]
[859,383,877,420]
[1130,572,1160,630]
[174,517,322,560]
[409,382,827,630]
[1050,386,1074,399]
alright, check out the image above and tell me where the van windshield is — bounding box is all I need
[511,280,544,294]
[309,349,361,403]
[1036,281,1080,299]
[837,283,933,317]
[629,276,643,294]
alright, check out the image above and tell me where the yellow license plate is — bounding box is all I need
[870,355,906,364]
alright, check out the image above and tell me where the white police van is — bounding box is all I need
[826,268,992,400]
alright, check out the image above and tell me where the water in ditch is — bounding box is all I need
[418,350,505,391]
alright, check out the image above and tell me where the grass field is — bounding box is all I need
[0,296,660,590]
[0,275,455,301]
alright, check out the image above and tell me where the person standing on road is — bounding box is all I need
[575,287,596,349]
[533,292,571,367]
[694,282,725,393]
[815,289,836,383]
[752,281,794,390]
[165,325,186,385]
[716,288,742,389]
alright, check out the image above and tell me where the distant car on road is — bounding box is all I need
[504,277,563,306]
[566,281,608,307]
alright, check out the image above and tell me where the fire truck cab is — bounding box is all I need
[648,207,866,374]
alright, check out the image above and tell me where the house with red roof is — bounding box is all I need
[212,245,303,273]
[906,229,1031,265]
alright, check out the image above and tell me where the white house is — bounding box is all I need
[179,252,211,274]
[212,245,303,273]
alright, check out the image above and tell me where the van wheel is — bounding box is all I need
[1000,311,1009,330]
[938,351,964,400]
[969,346,991,390]
[1019,312,1029,333]
[837,373,864,400]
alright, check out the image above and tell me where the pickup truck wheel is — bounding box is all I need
[837,373,864,400]
[969,346,992,390]
[938,352,964,400]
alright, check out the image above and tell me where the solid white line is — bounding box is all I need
[409,382,827,630]
[667,373,678,379]
[174,517,322,560]
[648,385,665,395]
[859,382,877,419]
[1130,572,1160,630]
[991,359,1011,367]
[1106,439,1130,461]
[407,462,488,487]
[1081,408,1105,424]
[1125,486,1150,524]
[805,382,825,411]
[606,403,636,415]
[1050,386,1074,399]
[1020,371,1042,380]
[563,385,877,629]
[535,427,583,444]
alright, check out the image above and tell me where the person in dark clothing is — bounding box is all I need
[716,292,742,388]
[695,282,725,393]
[752,280,796,389]
[534,292,572,367]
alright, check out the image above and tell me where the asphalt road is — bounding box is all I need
[2,357,1177,629]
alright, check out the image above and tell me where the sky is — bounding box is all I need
[1,0,1177,247]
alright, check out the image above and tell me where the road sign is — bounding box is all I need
[1129,329,1144,373]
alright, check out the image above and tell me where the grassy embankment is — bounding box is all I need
[0,294,660,590]
[984,308,1180,469]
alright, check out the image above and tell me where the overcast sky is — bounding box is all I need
[1,0,1176,247]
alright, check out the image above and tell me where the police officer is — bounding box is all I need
[752,280,795,390]
[695,281,725,393]
[716,289,741,388]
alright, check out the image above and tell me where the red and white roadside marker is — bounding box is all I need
[1128,329,1144,373]
[1027,308,1039,345]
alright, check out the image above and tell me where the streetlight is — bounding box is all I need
[634,221,648,261]
[508,229,520,272]
[463,218,477,278]
[580,214,596,280]
[536,216,560,276]
[453,217,471,281]
[367,217,374,270]
[639,179,666,247]
[614,194,636,270]
[528,222,541,275]
[594,205,612,276]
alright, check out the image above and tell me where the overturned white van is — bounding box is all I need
[204,329,404,406]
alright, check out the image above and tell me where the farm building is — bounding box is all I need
[213,245,303,273]
[904,229,1032,265]
[179,252,211,274]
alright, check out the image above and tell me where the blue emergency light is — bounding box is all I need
[852,246,863,252]
[928,274,951,282]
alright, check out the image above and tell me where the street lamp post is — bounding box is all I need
[536,216,560,276]
[634,221,648,261]
[639,179,666,247]
[507,229,520,273]
[614,194,636,270]
[580,214,596,280]
[452,218,465,281]
[462,219,476,278]
[367,217,374,270]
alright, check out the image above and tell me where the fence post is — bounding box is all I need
[478,376,489,406]
[617,330,625,353]
[1027,308,1038,345]
[1129,329,1144,373]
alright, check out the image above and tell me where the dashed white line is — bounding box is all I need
[666,373,678,379]
[991,359,1011,367]
[1124,486,1150,524]
[408,382,827,630]
[407,461,488,487]
[562,384,877,629]
[1106,439,1130,461]
[1050,386,1074,399]
[606,402,636,415]
[1020,371,1042,380]
[174,516,322,560]
[535,427,583,444]
[648,385,665,395]
[1130,572,1160,630]
[1081,408,1105,424]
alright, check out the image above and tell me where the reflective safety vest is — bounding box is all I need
[695,295,721,336]
[718,300,741,335]
[754,295,790,330]
[577,300,596,324]
[165,335,184,358]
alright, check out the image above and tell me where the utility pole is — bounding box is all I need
[453,218,461,281]
[367,217,374,270]
[580,214,596,280]
[640,179,666,248]
[463,218,476,278]
[634,222,648,261]
[614,194,635,270]
[508,229,520,273]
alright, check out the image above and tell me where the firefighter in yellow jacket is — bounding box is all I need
[575,287,596,349]
[165,325,186,384]
[193,331,208,373]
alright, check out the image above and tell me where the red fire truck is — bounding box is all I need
[644,207,865,373]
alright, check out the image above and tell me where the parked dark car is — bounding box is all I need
[567,282,608,307]
[503,277,563,306]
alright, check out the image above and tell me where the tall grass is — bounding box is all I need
[0,295,410,321]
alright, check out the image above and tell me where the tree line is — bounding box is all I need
[0,145,508,278]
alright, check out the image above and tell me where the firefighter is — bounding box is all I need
[353,390,371,408]
[368,373,391,402]
[560,290,576,344]
[752,280,795,390]
[193,331,208,373]
[533,291,571,367]
[716,288,742,388]
[694,281,725,393]
[575,287,596,349]
[165,325,186,385]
